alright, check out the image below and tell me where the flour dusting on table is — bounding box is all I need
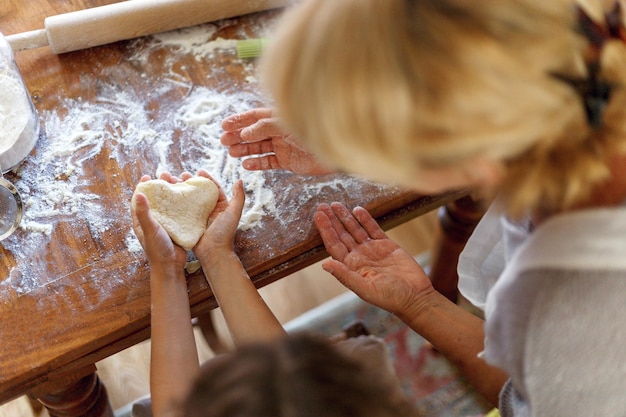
[1,23,268,292]
[0,19,372,296]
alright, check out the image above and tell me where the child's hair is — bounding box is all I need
[182,334,415,417]
[261,0,626,217]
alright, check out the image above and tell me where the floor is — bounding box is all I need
[0,211,439,416]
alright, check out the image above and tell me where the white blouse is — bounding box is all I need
[458,205,626,416]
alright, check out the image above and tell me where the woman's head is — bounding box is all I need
[261,0,626,217]
[182,334,414,417]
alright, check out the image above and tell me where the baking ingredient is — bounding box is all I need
[133,176,219,250]
[0,77,30,168]
[0,18,379,298]
[0,34,39,172]
[0,21,280,296]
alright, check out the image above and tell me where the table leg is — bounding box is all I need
[428,195,486,303]
[33,371,113,417]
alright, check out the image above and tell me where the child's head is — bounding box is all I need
[182,334,414,417]
[261,0,626,217]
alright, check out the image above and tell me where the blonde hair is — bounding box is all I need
[261,0,626,217]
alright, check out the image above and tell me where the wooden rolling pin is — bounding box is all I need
[6,0,289,54]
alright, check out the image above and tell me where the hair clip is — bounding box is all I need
[577,1,626,50]
[551,71,612,128]
[551,2,626,128]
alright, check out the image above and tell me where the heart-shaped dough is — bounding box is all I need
[133,176,219,250]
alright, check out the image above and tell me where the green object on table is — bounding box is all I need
[236,38,268,59]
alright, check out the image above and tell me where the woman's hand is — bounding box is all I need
[131,172,188,271]
[314,202,434,316]
[221,108,335,176]
[316,202,509,405]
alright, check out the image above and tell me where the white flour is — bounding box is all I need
[0,76,29,153]
[0,74,38,171]
[27,24,272,230]
[0,18,375,296]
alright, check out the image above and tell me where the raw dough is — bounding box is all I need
[133,176,219,250]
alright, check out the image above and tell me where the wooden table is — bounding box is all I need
[0,1,471,415]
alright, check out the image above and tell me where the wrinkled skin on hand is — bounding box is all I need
[314,202,434,316]
[221,107,334,176]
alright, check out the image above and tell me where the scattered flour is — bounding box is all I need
[0,17,377,297]
[11,80,271,246]
[1,22,275,294]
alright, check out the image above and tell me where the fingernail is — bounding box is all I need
[240,127,250,138]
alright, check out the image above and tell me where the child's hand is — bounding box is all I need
[131,173,188,271]
[192,177,245,265]
[221,107,335,176]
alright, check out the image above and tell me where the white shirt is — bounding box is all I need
[458,205,626,416]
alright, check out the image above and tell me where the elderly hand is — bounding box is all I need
[221,107,335,176]
[314,202,434,316]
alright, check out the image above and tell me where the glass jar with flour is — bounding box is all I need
[0,32,40,240]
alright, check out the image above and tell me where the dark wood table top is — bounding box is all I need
[0,0,465,404]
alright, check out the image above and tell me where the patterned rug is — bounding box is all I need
[284,291,492,417]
